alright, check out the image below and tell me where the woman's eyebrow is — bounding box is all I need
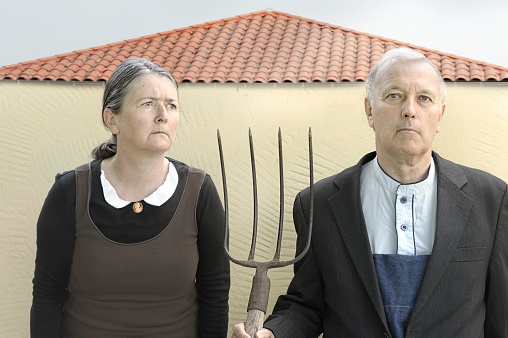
[138,96,178,102]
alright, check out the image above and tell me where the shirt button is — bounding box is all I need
[401,224,408,231]
[400,196,407,203]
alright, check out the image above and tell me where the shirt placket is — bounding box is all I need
[395,186,415,255]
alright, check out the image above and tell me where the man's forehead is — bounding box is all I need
[375,60,441,90]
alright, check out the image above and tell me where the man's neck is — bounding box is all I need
[376,151,432,184]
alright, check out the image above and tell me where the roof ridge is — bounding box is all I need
[0,10,272,69]
[265,10,508,70]
[3,9,507,71]
[1,10,507,81]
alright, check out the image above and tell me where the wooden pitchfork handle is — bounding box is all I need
[217,128,314,337]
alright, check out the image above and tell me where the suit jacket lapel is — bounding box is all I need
[328,153,389,329]
[410,153,473,319]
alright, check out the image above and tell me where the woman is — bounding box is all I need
[31,57,230,337]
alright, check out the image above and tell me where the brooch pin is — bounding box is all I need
[133,201,143,213]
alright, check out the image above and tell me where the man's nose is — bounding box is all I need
[402,97,416,118]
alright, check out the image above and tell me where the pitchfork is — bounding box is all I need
[217,127,314,337]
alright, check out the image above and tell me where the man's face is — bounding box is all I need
[365,60,445,160]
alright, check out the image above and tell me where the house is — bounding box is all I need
[0,10,506,336]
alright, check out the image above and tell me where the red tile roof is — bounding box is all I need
[1,10,507,83]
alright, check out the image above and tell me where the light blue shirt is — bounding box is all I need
[360,156,437,255]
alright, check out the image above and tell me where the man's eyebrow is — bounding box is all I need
[382,85,402,92]
[380,86,436,96]
[418,90,436,97]
[379,85,403,94]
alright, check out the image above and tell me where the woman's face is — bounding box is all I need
[105,73,179,156]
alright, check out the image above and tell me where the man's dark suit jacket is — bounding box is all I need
[264,152,507,337]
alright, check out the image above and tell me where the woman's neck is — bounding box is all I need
[101,152,169,202]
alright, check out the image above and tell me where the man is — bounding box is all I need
[233,48,508,337]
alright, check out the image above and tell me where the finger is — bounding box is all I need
[255,329,275,338]
[232,322,250,338]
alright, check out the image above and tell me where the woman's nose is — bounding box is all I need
[156,104,168,123]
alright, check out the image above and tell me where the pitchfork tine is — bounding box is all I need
[248,128,258,261]
[218,128,314,337]
[274,127,284,261]
[217,129,230,259]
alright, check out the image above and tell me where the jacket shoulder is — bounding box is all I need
[434,152,507,198]
[298,152,376,201]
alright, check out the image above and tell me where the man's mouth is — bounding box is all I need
[397,127,419,133]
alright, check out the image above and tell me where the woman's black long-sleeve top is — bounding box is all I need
[31,158,230,337]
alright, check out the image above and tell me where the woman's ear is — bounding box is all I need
[103,108,119,134]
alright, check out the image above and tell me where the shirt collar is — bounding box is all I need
[100,162,179,208]
[372,156,436,195]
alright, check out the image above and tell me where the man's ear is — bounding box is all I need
[103,108,119,134]
[436,104,446,133]
[364,98,374,129]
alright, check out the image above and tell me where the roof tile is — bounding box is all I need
[1,10,506,82]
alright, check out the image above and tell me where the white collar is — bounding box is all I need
[100,162,179,208]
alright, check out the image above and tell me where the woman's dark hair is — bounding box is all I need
[91,57,178,160]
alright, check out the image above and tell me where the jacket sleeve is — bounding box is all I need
[195,174,230,338]
[484,183,508,336]
[31,172,76,337]
[263,192,324,338]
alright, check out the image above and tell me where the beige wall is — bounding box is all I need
[0,80,506,336]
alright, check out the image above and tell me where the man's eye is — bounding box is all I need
[388,93,400,99]
[420,96,431,102]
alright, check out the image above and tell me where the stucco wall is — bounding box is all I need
[0,80,506,336]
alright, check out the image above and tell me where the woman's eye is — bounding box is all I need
[166,103,177,110]
[141,101,154,107]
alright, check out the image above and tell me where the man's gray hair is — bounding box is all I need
[366,47,446,104]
